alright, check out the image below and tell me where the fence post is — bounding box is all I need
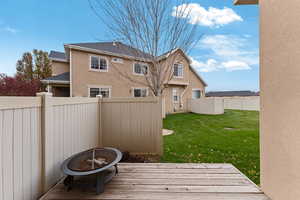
[161,97,166,119]
[97,95,103,147]
[157,97,163,155]
[36,92,53,193]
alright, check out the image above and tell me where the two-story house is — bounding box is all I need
[42,42,207,114]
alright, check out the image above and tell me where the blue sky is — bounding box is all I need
[0,0,259,91]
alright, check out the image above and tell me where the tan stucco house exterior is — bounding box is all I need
[42,42,207,114]
[236,0,300,199]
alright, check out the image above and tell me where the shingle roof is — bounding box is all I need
[42,72,70,83]
[67,42,153,59]
[206,91,259,97]
[49,51,67,61]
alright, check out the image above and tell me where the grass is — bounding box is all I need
[161,110,260,184]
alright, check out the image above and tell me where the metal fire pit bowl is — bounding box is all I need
[61,147,122,194]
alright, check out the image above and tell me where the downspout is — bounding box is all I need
[69,49,73,97]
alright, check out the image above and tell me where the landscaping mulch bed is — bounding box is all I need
[120,151,160,163]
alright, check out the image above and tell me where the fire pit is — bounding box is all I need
[61,147,122,194]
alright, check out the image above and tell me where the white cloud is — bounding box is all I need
[190,57,218,72]
[221,61,250,71]
[2,26,18,34]
[191,34,258,72]
[191,57,250,72]
[172,3,243,27]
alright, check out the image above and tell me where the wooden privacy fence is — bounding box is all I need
[0,93,162,200]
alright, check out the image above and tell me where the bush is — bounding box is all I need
[0,74,42,96]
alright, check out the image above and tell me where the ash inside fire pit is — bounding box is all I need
[68,148,117,172]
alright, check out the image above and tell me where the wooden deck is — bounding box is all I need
[40,163,270,200]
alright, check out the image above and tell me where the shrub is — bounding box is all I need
[0,74,42,96]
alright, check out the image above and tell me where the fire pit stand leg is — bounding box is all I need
[63,175,74,191]
[96,172,105,194]
[115,164,118,175]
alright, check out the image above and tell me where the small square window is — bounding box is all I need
[192,90,201,99]
[112,57,123,63]
[133,88,148,97]
[89,87,110,98]
[172,88,180,102]
[91,56,99,70]
[100,58,108,70]
[90,56,108,71]
[173,95,179,102]
[89,88,100,97]
[173,63,183,77]
[134,63,148,75]
[100,88,110,98]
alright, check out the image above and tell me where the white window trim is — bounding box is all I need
[132,87,149,97]
[172,88,179,103]
[173,63,184,78]
[111,57,124,64]
[192,88,202,99]
[133,62,149,76]
[89,55,109,72]
[88,85,112,98]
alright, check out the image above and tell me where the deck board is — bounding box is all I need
[40,163,270,200]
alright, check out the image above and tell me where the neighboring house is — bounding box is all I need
[206,90,259,97]
[42,42,207,114]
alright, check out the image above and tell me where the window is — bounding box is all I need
[89,87,111,98]
[173,63,183,78]
[99,58,107,70]
[192,89,202,99]
[91,56,99,70]
[90,56,108,71]
[133,63,148,75]
[173,88,179,102]
[133,88,148,97]
[112,57,123,63]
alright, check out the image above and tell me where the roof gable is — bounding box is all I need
[159,48,207,87]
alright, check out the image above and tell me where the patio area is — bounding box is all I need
[40,163,270,200]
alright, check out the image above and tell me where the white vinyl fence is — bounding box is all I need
[40,94,100,191]
[101,98,163,155]
[0,93,162,200]
[188,98,224,115]
[0,97,43,200]
[221,97,260,111]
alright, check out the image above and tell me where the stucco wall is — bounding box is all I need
[260,0,300,199]
[163,52,206,114]
[51,61,69,76]
[71,49,145,97]
[70,49,205,113]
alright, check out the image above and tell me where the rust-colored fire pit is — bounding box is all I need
[61,147,122,194]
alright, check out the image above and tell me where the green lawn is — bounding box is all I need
[161,110,260,184]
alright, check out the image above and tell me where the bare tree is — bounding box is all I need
[89,0,199,96]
